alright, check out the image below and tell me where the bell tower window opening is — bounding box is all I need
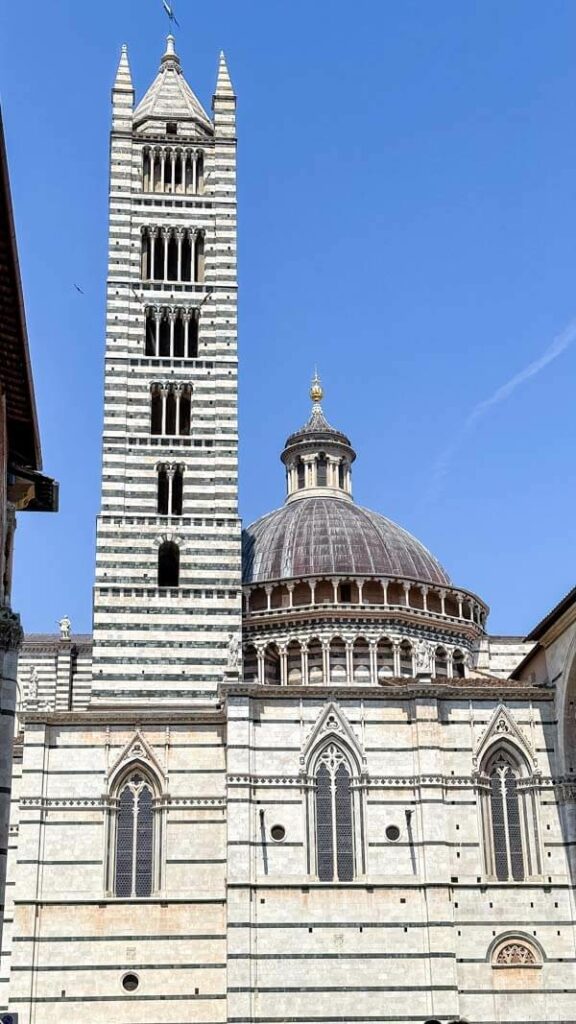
[314,744,355,882]
[158,540,180,587]
[114,773,154,898]
[194,232,205,283]
[144,308,198,359]
[150,385,162,435]
[157,464,184,516]
[157,465,169,515]
[172,466,184,515]
[166,121,178,136]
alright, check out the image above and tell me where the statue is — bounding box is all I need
[58,615,71,641]
[227,633,240,671]
[415,639,432,673]
[27,666,38,701]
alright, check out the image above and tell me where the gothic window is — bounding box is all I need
[145,308,156,356]
[480,743,541,882]
[159,313,170,357]
[158,541,179,587]
[187,312,199,358]
[172,466,183,515]
[114,772,154,897]
[314,744,354,882]
[165,388,177,435]
[179,387,191,435]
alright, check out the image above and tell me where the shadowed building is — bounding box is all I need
[0,108,57,951]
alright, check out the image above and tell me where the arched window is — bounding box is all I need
[158,541,179,587]
[196,151,204,193]
[195,231,205,283]
[187,312,199,358]
[486,749,525,881]
[145,307,156,356]
[150,386,162,435]
[315,744,354,882]
[172,466,183,515]
[453,649,466,678]
[115,772,154,897]
[165,388,177,435]
[434,646,448,677]
[297,459,305,489]
[399,640,413,676]
[159,313,170,357]
[179,387,191,436]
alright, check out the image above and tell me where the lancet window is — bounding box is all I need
[157,464,183,516]
[150,383,192,436]
[480,745,541,881]
[145,306,199,358]
[141,227,205,284]
[114,772,154,897]
[142,146,204,195]
[314,743,355,882]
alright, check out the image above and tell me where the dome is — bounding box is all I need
[242,496,451,586]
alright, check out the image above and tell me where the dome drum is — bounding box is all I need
[243,573,487,631]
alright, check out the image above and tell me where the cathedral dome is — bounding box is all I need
[242,496,451,586]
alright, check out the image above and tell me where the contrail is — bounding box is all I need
[426,315,576,502]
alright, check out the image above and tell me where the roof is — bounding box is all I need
[134,36,213,132]
[242,495,451,586]
[0,108,41,469]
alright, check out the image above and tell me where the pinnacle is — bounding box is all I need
[215,50,235,96]
[113,43,134,93]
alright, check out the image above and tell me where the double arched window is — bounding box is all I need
[313,743,355,882]
[114,772,155,897]
[480,745,541,882]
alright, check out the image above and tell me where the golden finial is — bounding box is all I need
[310,370,323,404]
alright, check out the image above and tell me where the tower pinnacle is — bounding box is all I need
[310,371,323,404]
[113,43,134,93]
[161,33,181,71]
[215,51,235,97]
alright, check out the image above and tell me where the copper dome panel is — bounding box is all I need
[242,497,451,586]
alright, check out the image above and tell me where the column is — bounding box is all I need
[154,309,161,356]
[309,580,317,606]
[169,310,176,357]
[357,579,364,604]
[457,594,463,618]
[174,385,181,436]
[167,465,174,515]
[421,586,429,612]
[369,642,377,684]
[190,229,197,282]
[301,643,308,686]
[332,578,340,604]
[287,583,295,609]
[345,642,353,682]
[382,580,388,605]
[322,641,330,683]
[265,586,273,611]
[160,147,166,191]
[180,150,186,193]
[162,228,170,281]
[439,589,446,615]
[403,582,411,607]
[176,228,184,281]
[257,649,265,686]
[183,309,190,355]
[280,648,288,686]
[192,150,197,194]
[170,151,176,192]
[392,640,400,676]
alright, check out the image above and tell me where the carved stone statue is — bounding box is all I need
[415,639,432,673]
[227,633,240,671]
[58,615,71,641]
[27,666,38,701]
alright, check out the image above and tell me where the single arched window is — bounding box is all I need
[315,744,354,882]
[115,772,154,897]
[158,541,179,587]
[297,460,305,489]
[435,646,448,677]
[316,453,328,487]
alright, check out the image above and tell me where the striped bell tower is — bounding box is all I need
[91,37,241,702]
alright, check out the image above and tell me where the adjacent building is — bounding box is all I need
[0,34,574,1024]
[0,108,57,954]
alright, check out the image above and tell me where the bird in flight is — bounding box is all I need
[73,283,85,295]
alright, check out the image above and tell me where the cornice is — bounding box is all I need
[21,705,225,726]
[218,680,553,701]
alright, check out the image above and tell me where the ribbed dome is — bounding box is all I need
[242,496,451,586]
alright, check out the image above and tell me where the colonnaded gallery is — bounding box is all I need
[1,33,576,1024]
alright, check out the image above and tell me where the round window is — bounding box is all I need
[385,824,400,842]
[122,973,140,993]
[270,824,286,842]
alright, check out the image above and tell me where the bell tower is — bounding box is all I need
[91,38,241,702]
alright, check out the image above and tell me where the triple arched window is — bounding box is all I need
[313,743,356,882]
[114,772,155,897]
[480,745,541,882]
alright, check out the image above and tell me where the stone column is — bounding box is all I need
[345,642,354,682]
[301,642,308,685]
[322,641,330,683]
[369,642,377,684]
[257,649,265,686]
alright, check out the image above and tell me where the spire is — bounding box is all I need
[113,44,134,94]
[215,51,235,97]
[133,35,212,131]
[160,34,181,71]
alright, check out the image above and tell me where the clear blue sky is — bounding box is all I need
[1,0,575,636]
